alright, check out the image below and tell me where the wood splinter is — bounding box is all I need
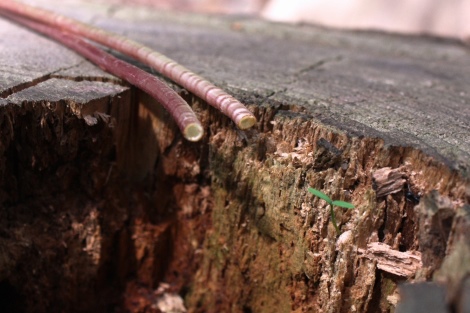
[372,166,407,198]
[358,242,422,278]
[0,0,257,141]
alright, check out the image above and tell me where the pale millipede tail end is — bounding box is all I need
[184,123,204,142]
[228,104,257,130]
[237,114,257,130]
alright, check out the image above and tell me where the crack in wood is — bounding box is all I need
[0,61,123,99]
[296,55,344,75]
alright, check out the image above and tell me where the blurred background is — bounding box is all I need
[95,0,470,41]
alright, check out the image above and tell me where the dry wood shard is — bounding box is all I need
[358,242,422,277]
[372,166,407,198]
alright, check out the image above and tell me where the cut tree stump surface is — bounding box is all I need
[2,0,470,172]
[1,1,470,313]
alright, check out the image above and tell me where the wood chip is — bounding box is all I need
[372,166,407,198]
[358,242,422,277]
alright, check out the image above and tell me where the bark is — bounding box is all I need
[0,1,469,313]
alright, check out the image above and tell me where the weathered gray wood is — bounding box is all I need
[0,16,123,103]
[1,1,470,313]
[2,1,470,174]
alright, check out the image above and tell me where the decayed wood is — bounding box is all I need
[372,166,407,198]
[416,190,457,278]
[432,201,470,302]
[1,1,469,313]
[358,242,422,277]
[396,283,449,313]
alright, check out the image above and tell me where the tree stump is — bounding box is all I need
[0,1,469,312]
